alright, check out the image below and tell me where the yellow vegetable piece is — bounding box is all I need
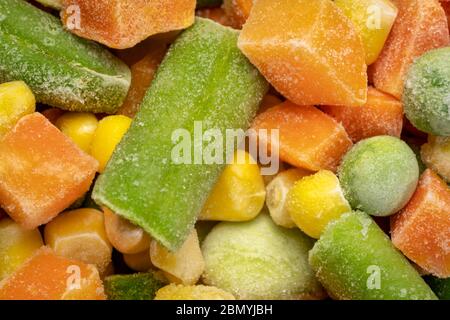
[266,168,311,228]
[150,229,204,285]
[0,218,43,280]
[89,115,132,172]
[287,170,351,239]
[0,81,35,137]
[103,207,151,254]
[421,135,450,183]
[44,208,112,274]
[56,112,99,153]
[155,284,235,300]
[199,150,266,221]
[123,250,153,272]
[335,0,398,65]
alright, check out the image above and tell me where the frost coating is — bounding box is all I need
[403,47,450,136]
[202,213,323,300]
[309,211,437,300]
[0,0,130,113]
[338,136,419,217]
[93,18,268,251]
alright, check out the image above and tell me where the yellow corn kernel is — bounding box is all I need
[150,229,204,285]
[123,251,153,272]
[0,81,35,137]
[287,170,351,239]
[44,208,112,274]
[266,168,312,228]
[335,0,398,65]
[89,115,132,172]
[56,112,98,153]
[421,135,450,183]
[199,150,266,221]
[0,218,43,280]
[155,284,235,300]
[103,207,151,254]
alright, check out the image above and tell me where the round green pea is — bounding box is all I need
[338,136,419,217]
[403,47,450,136]
[201,213,323,300]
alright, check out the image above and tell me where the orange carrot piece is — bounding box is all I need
[0,113,98,229]
[391,169,450,278]
[251,101,353,172]
[370,0,449,99]
[61,0,196,49]
[322,87,403,142]
[0,247,105,300]
[238,0,367,107]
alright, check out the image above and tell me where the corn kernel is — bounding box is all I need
[150,229,204,285]
[89,115,132,172]
[0,218,43,280]
[287,170,351,238]
[155,284,235,300]
[56,112,98,153]
[266,168,311,228]
[103,207,151,254]
[44,208,112,274]
[123,250,153,272]
[421,135,450,183]
[335,0,398,65]
[0,81,35,137]
[199,150,266,221]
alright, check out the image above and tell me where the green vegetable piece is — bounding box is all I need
[403,47,450,136]
[202,213,324,300]
[338,136,419,217]
[104,273,164,300]
[93,18,268,251]
[309,211,437,300]
[197,0,223,8]
[425,276,450,300]
[0,0,130,113]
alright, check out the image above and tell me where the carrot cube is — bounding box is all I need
[370,0,449,99]
[0,247,105,300]
[117,43,167,118]
[322,87,403,142]
[251,101,353,172]
[238,0,367,107]
[0,113,98,229]
[222,0,253,29]
[391,169,450,278]
[61,0,196,49]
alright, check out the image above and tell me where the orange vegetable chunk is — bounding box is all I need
[441,1,450,30]
[370,0,449,99]
[251,101,353,172]
[322,87,403,142]
[0,113,98,229]
[117,43,167,118]
[238,0,367,107]
[61,0,196,49]
[391,169,450,278]
[0,247,105,300]
[223,0,253,29]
